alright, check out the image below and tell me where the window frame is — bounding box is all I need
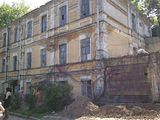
[50,48,54,66]
[27,20,33,39]
[13,55,17,71]
[40,48,47,67]
[41,14,47,33]
[59,43,67,65]
[26,52,32,69]
[3,32,7,47]
[14,26,19,43]
[80,37,91,62]
[80,0,90,18]
[132,13,137,31]
[58,1,68,27]
[59,5,67,26]
[2,58,5,72]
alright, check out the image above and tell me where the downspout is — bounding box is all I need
[128,0,133,55]
[19,22,24,90]
[5,27,9,86]
[96,0,100,59]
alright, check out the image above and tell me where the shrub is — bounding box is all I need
[10,94,20,110]
[25,94,36,110]
[44,82,72,111]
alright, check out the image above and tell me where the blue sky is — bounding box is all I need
[0,0,51,9]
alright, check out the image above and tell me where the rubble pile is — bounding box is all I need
[60,96,160,119]
[60,96,98,118]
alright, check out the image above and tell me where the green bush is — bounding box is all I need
[44,82,72,111]
[25,94,36,110]
[10,94,20,110]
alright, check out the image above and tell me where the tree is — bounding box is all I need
[131,0,140,8]
[143,0,160,25]
[131,0,160,25]
[0,0,30,28]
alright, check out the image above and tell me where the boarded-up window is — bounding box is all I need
[13,56,17,71]
[27,52,32,69]
[59,44,67,64]
[14,27,18,43]
[3,33,7,47]
[27,21,33,38]
[81,0,90,18]
[59,5,67,26]
[40,48,47,67]
[81,38,90,61]
[132,14,136,31]
[81,80,92,98]
[2,59,5,72]
[41,15,47,33]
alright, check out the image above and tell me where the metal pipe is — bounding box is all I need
[96,0,100,59]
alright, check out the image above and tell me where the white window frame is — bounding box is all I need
[58,1,69,27]
[50,48,54,66]
[40,47,47,67]
[79,35,92,62]
[14,26,19,43]
[58,42,68,64]
[40,11,48,33]
[26,19,33,39]
[79,0,92,19]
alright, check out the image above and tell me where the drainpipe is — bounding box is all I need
[96,0,100,59]
[5,27,9,87]
[19,22,24,90]
[128,0,133,55]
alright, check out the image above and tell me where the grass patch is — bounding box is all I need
[11,108,51,119]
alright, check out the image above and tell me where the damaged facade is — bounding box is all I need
[0,0,152,99]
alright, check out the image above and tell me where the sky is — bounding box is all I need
[0,0,51,9]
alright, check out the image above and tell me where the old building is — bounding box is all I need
[0,0,151,98]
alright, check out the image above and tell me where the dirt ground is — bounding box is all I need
[59,96,160,120]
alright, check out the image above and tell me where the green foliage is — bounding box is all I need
[131,0,141,9]
[131,0,160,25]
[44,83,72,111]
[25,94,36,110]
[10,82,73,118]
[0,0,30,28]
[10,94,20,110]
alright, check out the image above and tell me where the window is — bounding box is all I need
[27,52,32,69]
[81,80,92,98]
[40,48,47,67]
[41,15,47,33]
[81,0,90,18]
[13,55,17,71]
[132,13,136,31]
[26,82,32,94]
[81,38,91,61]
[2,59,5,72]
[59,44,67,64]
[59,5,67,26]
[27,21,33,38]
[14,27,18,43]
[20,25,24,39]
[3,33,7,47]
[50,49,54,65]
